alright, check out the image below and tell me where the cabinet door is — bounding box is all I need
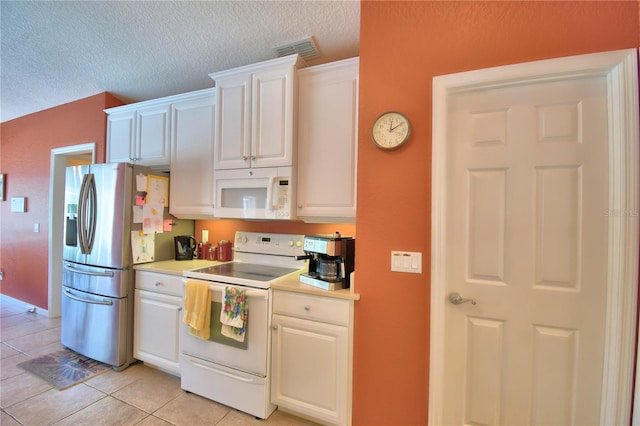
[251,65,295,168]
[271,314,349,426]
[136,104,171,167]
[133,289,181,375]
[106,110,135,163]
[170,93,216,218]
[296,59,359,221]
[214,73,252,170]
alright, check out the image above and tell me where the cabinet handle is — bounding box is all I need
[304,305,311,311]
[177,307,183,312]
[250,155,256,161]
[242,156,248,161]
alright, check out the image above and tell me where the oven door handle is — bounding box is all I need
[208,285,268,299]
[182,280,269,299]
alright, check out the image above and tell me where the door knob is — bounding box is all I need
[449,292,476,305]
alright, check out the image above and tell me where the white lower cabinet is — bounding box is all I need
[271,291,353,426]
[134,271,182,376]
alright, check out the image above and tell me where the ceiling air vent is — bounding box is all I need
[273,36,320,61]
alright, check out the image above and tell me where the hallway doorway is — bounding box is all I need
[48,143,95,318]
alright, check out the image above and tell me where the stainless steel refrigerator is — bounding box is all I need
[61,162,192,370]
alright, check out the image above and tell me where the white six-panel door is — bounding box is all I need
[430,49,639,426]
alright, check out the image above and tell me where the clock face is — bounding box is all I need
[371,112,411,150]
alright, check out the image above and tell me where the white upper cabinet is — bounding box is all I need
[296,57,359,222]
[210,54,304,170]
[169,89,216,219]
[106,102,171,168]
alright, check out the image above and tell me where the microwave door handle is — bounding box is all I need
[267,177,276,210]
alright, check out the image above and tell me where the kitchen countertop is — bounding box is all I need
[133,259,220,276]
[134,260,360,301]
[271,272,360,301]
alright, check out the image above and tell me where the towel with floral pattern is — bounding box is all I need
[220,286,248,342]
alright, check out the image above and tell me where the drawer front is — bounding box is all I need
[273,291,350,326]
[135,271,182,296]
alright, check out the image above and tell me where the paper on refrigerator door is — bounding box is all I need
[131,230,155,264]
[136,173,147,192]
[142,203,164,234]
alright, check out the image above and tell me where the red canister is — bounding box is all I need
[207,245,218,261]
[218,240,232,261]
[197,242,211,259]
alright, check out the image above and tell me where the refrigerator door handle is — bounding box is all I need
[78,173,89,254]
[63,288,114,306]
[63,263,115,277]
[85,173,97,253]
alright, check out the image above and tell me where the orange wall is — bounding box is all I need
[355,1,639,425]
[0,93,124,308]
[194,220,355,246]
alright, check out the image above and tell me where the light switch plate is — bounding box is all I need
[391,251,422,274]
[10,197,26,212]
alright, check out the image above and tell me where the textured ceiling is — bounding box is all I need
[0,0,360,123]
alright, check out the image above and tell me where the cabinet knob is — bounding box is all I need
[250,155,256,161]
[304,305,311,311]
[242,156,248,161]
[154,282,163,287]
[272,325,278,330]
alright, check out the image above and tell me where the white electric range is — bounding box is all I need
[180,232,306,419]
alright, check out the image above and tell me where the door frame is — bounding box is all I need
[429,49,639,425]
[48,143,96,318]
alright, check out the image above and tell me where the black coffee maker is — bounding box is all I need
[295,232,355,291]
[174,235,196,260]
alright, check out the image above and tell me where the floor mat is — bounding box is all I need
[17,349,111,389]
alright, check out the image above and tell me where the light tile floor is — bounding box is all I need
[0,296,317,426]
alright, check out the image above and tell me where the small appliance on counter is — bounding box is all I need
[174,235,196,260]
[296,232,355,291]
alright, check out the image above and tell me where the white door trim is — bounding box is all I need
[48,143,96,318]
[429,49,639,425]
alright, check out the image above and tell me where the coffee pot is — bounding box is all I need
[174,235,196,261]
[295,232,355,291]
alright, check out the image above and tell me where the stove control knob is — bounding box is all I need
[288,240,294,247]
[296,240,303,248]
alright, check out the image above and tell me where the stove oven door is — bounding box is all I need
[180,280,270,377]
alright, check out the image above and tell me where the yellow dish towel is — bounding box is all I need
[182,280,211,340]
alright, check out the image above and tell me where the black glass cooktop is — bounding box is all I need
[192,262,300,282]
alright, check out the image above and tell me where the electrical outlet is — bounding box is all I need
[391,251,423,274]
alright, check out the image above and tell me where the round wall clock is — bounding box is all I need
[371,111,411,150]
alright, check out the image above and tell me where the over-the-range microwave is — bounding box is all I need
[213,166,296,220]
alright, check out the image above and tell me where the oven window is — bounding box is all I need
[207,300,249,350]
